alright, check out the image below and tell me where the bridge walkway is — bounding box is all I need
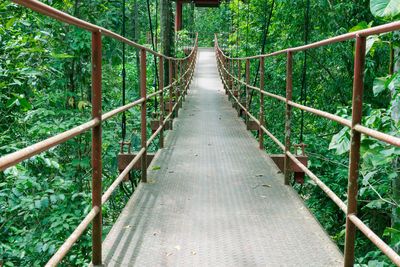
[101,47,343,266]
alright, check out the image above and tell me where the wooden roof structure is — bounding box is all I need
[172,0,222,8]
[173,0,226,31]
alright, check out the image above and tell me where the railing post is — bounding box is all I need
[140,48,147,183]
[227,58,231,95]
[179,60,183,97]
[238,59,241,116]
[259,57,264,150]
[169,59,173,116]
[245,59,250,124]
[174,60,179,116]
[91,31,102,265]
[159,56,164,148]
[284,51,293,185]
[344,35,366,267]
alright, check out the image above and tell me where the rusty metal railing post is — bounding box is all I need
[140,48,147,183]
[344,35,366,267]
[227,58,231,95]
[259,57,264,150]
[179,60,183,97]
[159,56,164,148]
[238,59,241,116]
[284,51,293,185]
[91,31,102,265]
[169,59,173,116]
[174,60,179,116]
[245,59,250,124]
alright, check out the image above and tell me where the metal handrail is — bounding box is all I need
[1,0,199,266]
[215,19,400,266]
[12,0,195,61]
[218,20,400,60]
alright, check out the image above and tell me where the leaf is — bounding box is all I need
[152,166,161,170]
[349,21,369,33]
[366,35,381,57]
[329,127,350,155]
[365,199,385,209]
[34,200,41,209]
[388,73,400,95]
[18,97,32,111]
[77,101,89,110]
[41,197,49,208]
[383,227,400,236]
[370,0,400,19]
[373,77,388,96]
[6,17,17,29]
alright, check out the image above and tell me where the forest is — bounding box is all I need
[1,0,400,266]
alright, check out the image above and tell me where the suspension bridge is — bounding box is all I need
[2,1,400,267]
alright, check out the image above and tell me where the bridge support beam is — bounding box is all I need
[343,35,366,267]
[175,1,183,31]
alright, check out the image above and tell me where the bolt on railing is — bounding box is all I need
[215,19,400,266]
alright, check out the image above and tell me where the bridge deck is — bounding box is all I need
[101,48,344,266]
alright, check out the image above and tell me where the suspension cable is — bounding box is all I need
[248,0,274,108]
[300,0,310,143]
[146,0,159,109]
[121,0,126,141]
[245,0,249,57]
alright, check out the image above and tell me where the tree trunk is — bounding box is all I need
[160,0,175,86]
[133,0,140,90]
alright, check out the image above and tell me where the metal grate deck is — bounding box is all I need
[100,48,344,266]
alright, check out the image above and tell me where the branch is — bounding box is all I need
[367,180,400,208]
[307,152,349,168]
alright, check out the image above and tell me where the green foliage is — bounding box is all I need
[370,0,400,20]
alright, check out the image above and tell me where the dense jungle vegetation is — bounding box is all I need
[1,0,400,266]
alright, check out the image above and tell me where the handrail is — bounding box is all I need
[11,0,194,61]
[215,19,400,266]
[217,20,400,60]
[1,0,199,266]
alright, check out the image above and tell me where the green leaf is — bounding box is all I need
[41,197,49,208]
[383,227,400,236]
[388,73,400,95]
[370,0,400,19]
[34,200,41,209]
[51,52,74,58]
[329,127,350,155]
[365,199,385,209]
[373,77,388,96]
[349,21,369,33]
[18,97,32,111]
[5,17,17,29]
[152,166,161,170]
[366,35,381,56]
